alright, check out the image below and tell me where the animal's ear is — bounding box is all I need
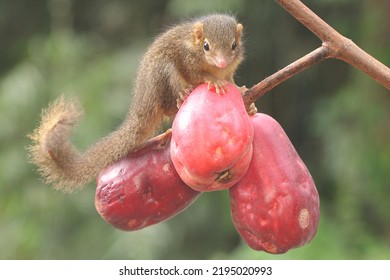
[193,22,204,45]
[236,23,243,40]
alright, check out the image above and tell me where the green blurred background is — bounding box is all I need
[0,0,389,259]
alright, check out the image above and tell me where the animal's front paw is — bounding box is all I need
[206,80,228,94]
[176,85,194,109]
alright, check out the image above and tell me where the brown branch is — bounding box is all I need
[276,0,390,88]
[243,46,330,106]
[244,0,390,106]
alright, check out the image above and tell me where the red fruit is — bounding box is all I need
[170,82,254,192]
[95,132,201,231]
[230,113,320,254]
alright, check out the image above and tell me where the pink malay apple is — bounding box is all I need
[230,113,320,254]
[95,132,201,231]
[170,82,254,192]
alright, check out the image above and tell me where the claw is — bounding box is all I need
[246,102,258,116]
[238,85,249,94]
[206,80,228,94]
[236,84,257,115]
[177,86,194,109]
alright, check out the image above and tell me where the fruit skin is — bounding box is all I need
[170,82,254,192]
[230,113,320,254]
[95,133,201,231]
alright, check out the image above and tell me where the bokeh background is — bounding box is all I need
[1,0,389,259]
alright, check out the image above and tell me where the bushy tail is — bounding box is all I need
[28,96,89,192]
[28,95,164,192]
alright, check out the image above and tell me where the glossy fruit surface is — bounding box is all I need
[230,113,320,254]
[95,133,200,231]
[171,82,254,192]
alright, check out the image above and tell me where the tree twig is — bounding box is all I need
[244,46,330,106]
[243,0,390,106]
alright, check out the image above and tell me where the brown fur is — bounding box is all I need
[28,14,245,192]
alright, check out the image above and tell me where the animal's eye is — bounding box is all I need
[232,40,237,50]
[203,41,210,51]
